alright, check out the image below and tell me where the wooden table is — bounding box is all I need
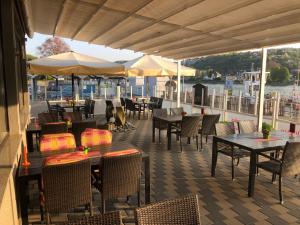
[17,142,150,225]
[152,115,182,150]
[55,102,85,111]
[211,131,300,197]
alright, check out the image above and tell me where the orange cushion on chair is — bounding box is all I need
[40,133,76,152]
[81,128,112,147]
[44,152,88,166]
[103,149,140,158]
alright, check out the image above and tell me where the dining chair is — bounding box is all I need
[41,122,68,135]
[199,114,220,150]
[176,116,202,152]
[38,112,59,124]
[256,141,300,204]
[71,120,97,146]
[238,120,256,134]
[215,122,250,180]
[105,100,114,122]
[42,159,92,224]
[65,211,122,225]
[63,111,83,122]
[135,195,201,225]
[153,108,168,143]
[170,107,184,116]
[95,150,142,213]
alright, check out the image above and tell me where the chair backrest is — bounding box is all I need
[170,107,184,116]
[115,106,126,126]
[153,108,168,117]
[40,133,76,152]
[65,211,122,225]
[120,98,126,107]
[125,98,135,110]
[42,159,91,214]
[157,98,163,108]
[106,100,114,121]
[181,116,202,138]
[135,195,201,225]
[81,129,112,147]
[281,142,300,177]
[201,114,220,135]
[238,120,256,134]
[215,122,235,136]
[71,120,97,146]
[41,122,68,135]
[63,112,82,122]
[101,151,141,200]
[46,100,52,112]
[38,112,59,124]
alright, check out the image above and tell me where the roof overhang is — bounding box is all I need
[22,0,300,59]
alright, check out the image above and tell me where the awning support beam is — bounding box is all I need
[177,60,181,107]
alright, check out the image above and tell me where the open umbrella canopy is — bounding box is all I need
[123,55,195,77]
[28,51,124,76]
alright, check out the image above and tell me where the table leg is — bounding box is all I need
[167,123,172,150]
[248,151,257,197]
[211,136,218,177]
[152,119,155,142]
[144,156,150,204]
[18,178,29,225]
[26,131,34,152]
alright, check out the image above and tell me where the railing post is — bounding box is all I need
[142,85,144,98]
[184,89,187,103]
[104,87,107,99]
[275,92,280,129]
[271,92,277,129]
[238,90,242,113]
[254,91,259,115]
[223,90,228,121]
[211,88,215,109]
[44,86,47,100]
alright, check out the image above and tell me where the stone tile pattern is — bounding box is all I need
[28,119,300,225]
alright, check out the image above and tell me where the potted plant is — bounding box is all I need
[262,122,272,139]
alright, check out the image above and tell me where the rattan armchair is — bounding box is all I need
[175,116,202,152]
[41,122,68,135]
[256,141,300,204]
[42,159,92,224]
[153,109,168,143]
[95,152,142,213]
[66,211,122,225]
[198,114,220,150]
[135,195,201,225]
[71,120,97,146]
[215,122,250,180]
[238,120,256,134]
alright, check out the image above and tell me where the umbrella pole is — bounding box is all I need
[71,73,74,99]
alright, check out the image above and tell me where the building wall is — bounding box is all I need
[0,0,30,224]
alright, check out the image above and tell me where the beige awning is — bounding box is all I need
[123,55,195,77]
[28,51,124,75]
[22,0,300,59]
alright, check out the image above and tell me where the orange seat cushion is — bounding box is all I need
[103,149,140,158]
[44,151,87,166]
[40,133,76,152]
[81,129,112,147]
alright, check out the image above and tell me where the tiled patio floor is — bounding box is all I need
[28,118,300,225]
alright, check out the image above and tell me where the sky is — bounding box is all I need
[26,33,300,62]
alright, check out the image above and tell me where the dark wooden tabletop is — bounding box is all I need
[153,115,183,123]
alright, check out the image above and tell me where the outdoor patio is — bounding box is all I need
[26,117,300,225]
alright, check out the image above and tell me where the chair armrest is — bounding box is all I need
[259,152,282,163]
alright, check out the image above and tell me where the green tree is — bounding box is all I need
[270,67,290,83]
[26,54,37,61]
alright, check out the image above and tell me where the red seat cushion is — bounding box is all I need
[81,129,112,147]
[103,149,140,158]
[40,133,76,152]
[44,151,88,166]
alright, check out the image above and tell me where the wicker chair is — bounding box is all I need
[256,141,300,204]
[176,116,202,152]
[198,114,220,150]
[135,195,201,225]
[153,109,168,143]
[38,112,59,124]
[66,211,122,225]
[71,120,97,146]
[41,122,68,135]
[96,151,142,213]
[125,98,140,118]
[42,159,92,224]
[215,122,250,180]
[238,120,256,134]
[170,107,184,116]
[63,111,83,122]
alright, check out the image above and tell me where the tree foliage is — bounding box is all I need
[37,37,71,57]
[26,54,37,61]
[269,67,290,83]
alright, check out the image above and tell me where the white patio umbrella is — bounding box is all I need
[28,51,125,98]
[123,55,195,98]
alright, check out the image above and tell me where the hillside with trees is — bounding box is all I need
[183,48,300,85]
